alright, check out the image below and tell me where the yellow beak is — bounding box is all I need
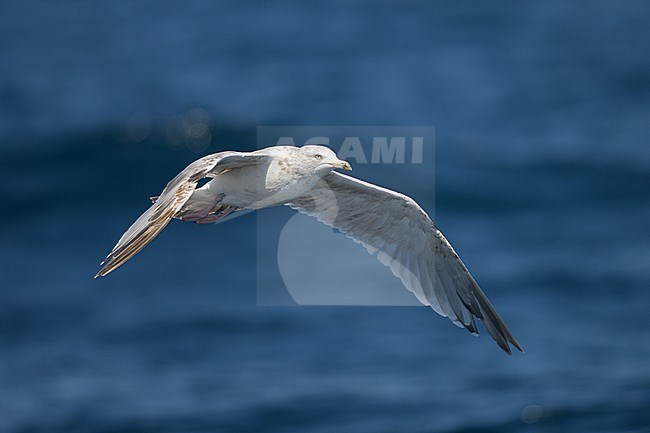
[339,160,352,171]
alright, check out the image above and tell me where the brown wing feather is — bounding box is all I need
[95,152,256,278]
[95,188,189,278]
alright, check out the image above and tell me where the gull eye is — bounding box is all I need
[314,154,323,160]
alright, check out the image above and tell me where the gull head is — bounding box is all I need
[297,145,352,174]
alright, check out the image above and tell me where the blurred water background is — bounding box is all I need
[1,1,650,432]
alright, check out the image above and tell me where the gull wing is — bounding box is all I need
[95,152,268,278]
[287,171,523,354]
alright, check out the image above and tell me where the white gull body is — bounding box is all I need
[96,145,523,354]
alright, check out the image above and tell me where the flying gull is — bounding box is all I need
[96,145,523,354]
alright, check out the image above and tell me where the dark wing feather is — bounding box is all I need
[288,171,522,354]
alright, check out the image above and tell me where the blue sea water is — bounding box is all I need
[1,1,650,432]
